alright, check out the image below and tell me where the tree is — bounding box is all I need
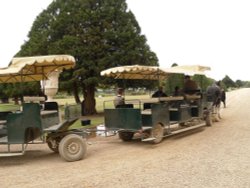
[235,80,244,88]
[165,63,184,95]
[17,0,158,114]
[0,82,41,104]
[192,74,213,92]
[165,63,214,95]
[222,75,236,89]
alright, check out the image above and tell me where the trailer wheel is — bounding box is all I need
[150,123,164,144]
[118,131,134,141]
[59,134,87,162]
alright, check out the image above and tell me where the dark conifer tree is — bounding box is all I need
[17,0,158,114]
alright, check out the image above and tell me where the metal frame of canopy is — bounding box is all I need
[0,55,75,83]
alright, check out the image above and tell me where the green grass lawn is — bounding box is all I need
[55,94,151,113]
[0,104,20,112]
[57,94,151,128]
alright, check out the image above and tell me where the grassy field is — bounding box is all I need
[55,94,151,113]
[56,94,151,128]
[0,103,20,112]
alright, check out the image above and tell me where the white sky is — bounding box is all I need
[1,0,250,81]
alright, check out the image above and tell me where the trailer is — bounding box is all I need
[0,55,87,161]
[100,65,213,144]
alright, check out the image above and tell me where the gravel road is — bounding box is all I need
[1,88,250,188]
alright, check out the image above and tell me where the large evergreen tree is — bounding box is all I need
[17,0,158,114]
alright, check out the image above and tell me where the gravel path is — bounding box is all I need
[1,88,250,188]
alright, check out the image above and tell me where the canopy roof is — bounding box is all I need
[101,64,211,80]
[164,65,211,75]
[0,55,75,83]
[100,65,171,80]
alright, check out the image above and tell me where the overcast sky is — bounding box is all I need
[1,0,250,81]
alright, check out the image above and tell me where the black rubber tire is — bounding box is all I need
[150,123,164,144]
[59,134,87,162]
[118,131,134,141]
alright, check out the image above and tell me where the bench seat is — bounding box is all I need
[169,108,178,111]
[41,110,58,116]
[141,109,152,115]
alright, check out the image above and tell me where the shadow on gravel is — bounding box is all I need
[0,149,61,166]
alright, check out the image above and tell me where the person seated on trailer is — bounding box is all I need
[152,86,167,98]
[169,86,183,108]
[173,86,182,96]
[114,88,125,108]
[182,75,202,107]
[183,75,199,95]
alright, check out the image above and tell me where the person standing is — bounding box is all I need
[206,81,221,122]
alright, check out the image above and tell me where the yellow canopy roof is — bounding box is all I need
[100,65,172,80]
[101,64,211,80]
[0,55,75,83]
[163,65,211,75]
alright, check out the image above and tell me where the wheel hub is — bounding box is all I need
[67,142,80,154]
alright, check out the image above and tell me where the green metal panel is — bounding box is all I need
[141,114,152,127]
[6,113,24,143]
[170,105,192,122]
[41,112,60,129]
[0,111,12,120]
[151,103,170,126]
[142,103,170,127]
[191,106,202,117]
[7,103,42,144]
[190,99,203,118]
[170,111,179,121]
[22,103,42,130]
[179,105,192,122]
[105,108,141,130]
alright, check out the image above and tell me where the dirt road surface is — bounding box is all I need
[1,88,250,188]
